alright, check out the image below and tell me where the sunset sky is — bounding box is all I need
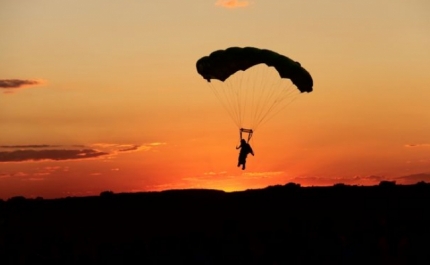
[1,0,429,199]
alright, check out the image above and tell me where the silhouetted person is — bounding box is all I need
[236,139,254,170]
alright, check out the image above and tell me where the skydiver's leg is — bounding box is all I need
[239,156,245,168]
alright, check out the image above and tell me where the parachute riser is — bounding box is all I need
[240,128,253,143]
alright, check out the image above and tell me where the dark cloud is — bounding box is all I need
[0,79,40,88]
[0,145,56,149]
[0,149,108,162]
[0,143,163,163]
[0,79,44,93]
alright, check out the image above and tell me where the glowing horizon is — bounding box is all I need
[1,0,429,199]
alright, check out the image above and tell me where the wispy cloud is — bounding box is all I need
[395,173,430,184]
[25,178,45,182]
[204,171,227,176]
[215,0,250,9]
[289,175,387,186]
[33,166,67,176]
[184,171,284,183]
[0,143,165,163]
[143,183,190,191]
[288,173,430,186]
[183,171,229,182]
[243,171,284,179]
[405,143,430,147]
[0,79,45,94]
[91,143,166,157]
[0,167,69,183]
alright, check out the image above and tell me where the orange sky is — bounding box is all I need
[1,0,430,199]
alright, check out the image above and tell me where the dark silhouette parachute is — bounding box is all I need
[196,47,313,139]
[196,47,313,93]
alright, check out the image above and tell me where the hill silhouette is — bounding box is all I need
[1,182,430,264]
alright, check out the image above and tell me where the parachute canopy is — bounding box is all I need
[196,47,313,135]
[196,47,313,93]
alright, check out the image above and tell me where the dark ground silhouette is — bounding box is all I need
[1,181,430,264]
